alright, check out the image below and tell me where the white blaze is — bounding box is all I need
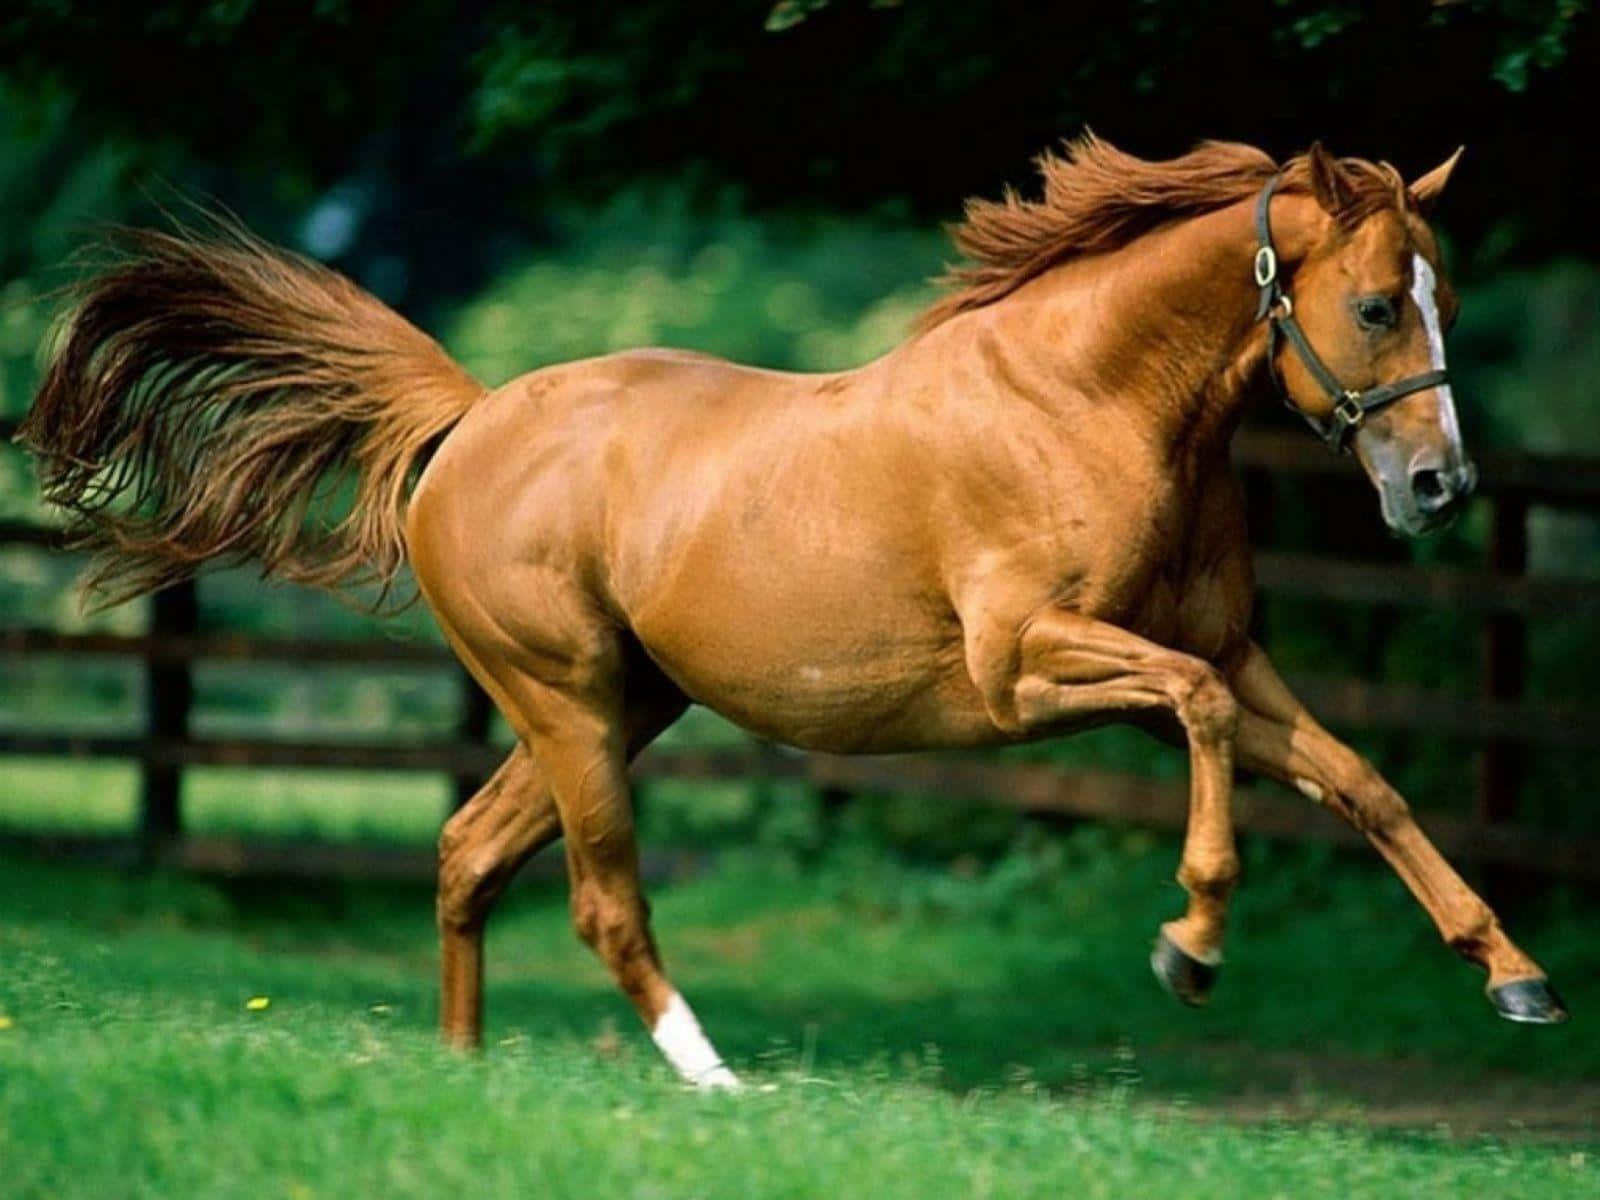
[652,991,741,1090]
[1410,254,1463,456]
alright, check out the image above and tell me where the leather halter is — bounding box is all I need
[1252,174,1450,453]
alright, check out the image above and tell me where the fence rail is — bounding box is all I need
[4,423,1599,880]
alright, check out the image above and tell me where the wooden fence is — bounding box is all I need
[3,422,1599,881]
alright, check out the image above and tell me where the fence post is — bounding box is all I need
[1479,492,1529,903]
[453,670,494,810]
[142,578,197,847]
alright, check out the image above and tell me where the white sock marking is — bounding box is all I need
[651,991,741,1090]
[1410,254,1463,456]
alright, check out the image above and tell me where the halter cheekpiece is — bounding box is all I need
[1252,173,1450,453]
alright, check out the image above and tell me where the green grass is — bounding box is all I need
[181,767,449,843]
[0,759,449,843]
[2,836,1596,1198]
[0,760,141,831]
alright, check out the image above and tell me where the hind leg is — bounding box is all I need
[421,517,733,1084]
[437,690,689,1049]
[509,682,738,1089]
[438,745,559,1047]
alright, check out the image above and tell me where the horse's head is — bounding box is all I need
[1271,143,1472,536]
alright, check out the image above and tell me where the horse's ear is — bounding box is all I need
[1306,141,1359,221]
[1409,146,1464,214]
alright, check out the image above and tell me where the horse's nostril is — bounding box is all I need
[1411,468,1449,512]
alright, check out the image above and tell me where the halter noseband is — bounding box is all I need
[1253,174,1450,453]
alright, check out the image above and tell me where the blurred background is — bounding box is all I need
[4,9,1600,1169]
[1,0,1598,1082]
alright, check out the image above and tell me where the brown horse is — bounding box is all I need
[20,136,1567,1090]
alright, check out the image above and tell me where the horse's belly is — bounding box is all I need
[628,583,996,753]
[673,662,1000,754]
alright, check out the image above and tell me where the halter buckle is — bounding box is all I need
[1332,391,1366,432]
[1253,246,1277,288]
[1269,293,1293,319]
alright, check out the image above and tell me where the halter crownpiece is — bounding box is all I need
[1252,173,1450,453]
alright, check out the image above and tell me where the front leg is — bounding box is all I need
[970,606,1240,1004]
[1226,641,1567,1023]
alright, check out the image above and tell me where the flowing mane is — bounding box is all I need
[920,133,1410,329]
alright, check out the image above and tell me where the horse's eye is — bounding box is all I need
[1355,296,1397,330]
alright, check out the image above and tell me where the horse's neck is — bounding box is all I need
[965,199,1297,462]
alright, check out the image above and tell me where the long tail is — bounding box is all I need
[17,217,485,609]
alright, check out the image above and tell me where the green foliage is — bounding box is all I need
[468,20,631,156]
[0,2,462,178]
[1473,0,1592,90]
[1278,1,1363,49]
[1456,260,1600,454]
[766,0,835,34]
[445,186,943,382]
[4,3,1597,262]
[0,78,144,427]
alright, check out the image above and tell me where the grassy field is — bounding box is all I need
[2,829,1596,1198]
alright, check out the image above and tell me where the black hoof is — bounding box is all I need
[1151,931,1218,1007]
[1489,977,1569,1025]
